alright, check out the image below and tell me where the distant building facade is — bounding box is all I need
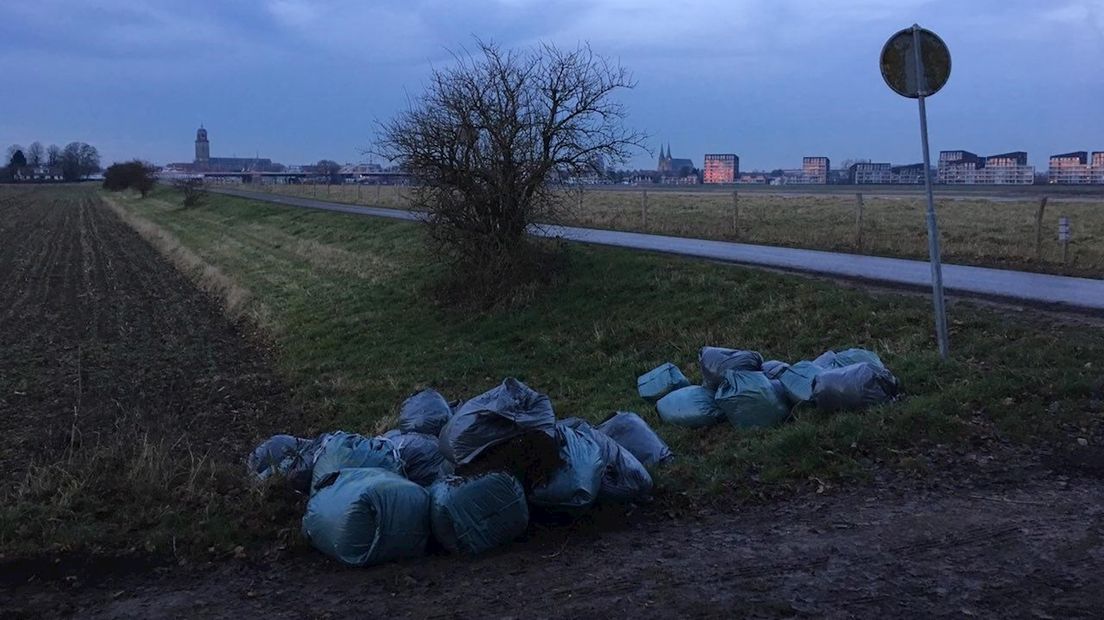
[849,162,927,184]
[801,156,830,183]
[1048,151,1104,184]
[937,149,1033,184]
[167,126,282,173]
[703,153,739,184]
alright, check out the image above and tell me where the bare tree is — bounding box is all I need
[26,142,45,168]
[60,142,101,181]
[46,144,61,168]
[377,40,645,301]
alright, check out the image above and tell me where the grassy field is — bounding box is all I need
[255,183,1104,277]
[111,187,1103,495]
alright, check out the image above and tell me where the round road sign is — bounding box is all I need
[880,26,951,98]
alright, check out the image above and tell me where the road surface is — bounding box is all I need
[213,187,1104,312]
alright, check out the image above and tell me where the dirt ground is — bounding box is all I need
[3,187,1104,618]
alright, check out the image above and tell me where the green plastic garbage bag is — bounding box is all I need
[656,386,723,428]
[714,370,792,429]
[777,361,825,404]
[596,411,673,466]
[529,425,604,510]
[302,467,431,567]
[700,346,764,390]
[429,473,529,555]
[311,431,403,492]
[813,362,901,411]
[637,362,691,403]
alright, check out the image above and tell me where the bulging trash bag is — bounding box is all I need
[248,434,323,494]
[438,378,556,465]
[714,370,791,429]
[302,467,430,567]
[814,348,885,370]
[700,346,764,390]
[813,362,901,412]
[777,361,825,404]
[656,386,723,428]
[762,360,791,380]
[386,431,452,487]
[637,363,691,403]
[398,389,453,436]
[311,432,403,492]
[596,411,673,466]
[429,473,529,555]
[558,419,653,503]
[529,425,604,510]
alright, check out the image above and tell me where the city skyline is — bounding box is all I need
[2,1,1101,170]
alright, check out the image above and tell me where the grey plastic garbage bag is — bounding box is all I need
[386,431,452,487]
[429,473,528,555]
[529,425,604,510]
[558,419,653,503]
[637,363,691,403]
[777,361,825,404]
[302,467,430,567]
[813,348,885,370]
[700,346,764,390]
[762,360,791,380]
[438,378,556,465]
[311,432,403,492]
[813,362,900,412]
[714,370,792,429]
[398,389,453,436]
[596,411,673,466]
[655,386,723,428]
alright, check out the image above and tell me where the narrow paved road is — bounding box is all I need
[214,187,1104,312]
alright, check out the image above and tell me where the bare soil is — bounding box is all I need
[3,187,1104,618]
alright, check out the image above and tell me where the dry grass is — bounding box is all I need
[103,194,273,328]
[257,184,1104,277]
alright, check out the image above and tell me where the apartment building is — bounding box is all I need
[702,153,739,184]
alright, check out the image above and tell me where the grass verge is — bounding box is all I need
[111,187,1104,500]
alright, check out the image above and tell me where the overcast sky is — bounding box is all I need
[2,0,1102,170]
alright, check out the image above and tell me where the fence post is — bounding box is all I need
[732,190,739,238]
[641,190,648,230]
[1059,215,1071,265]
[357,183,362,204]
[855,193,865,251]
[376,183,381,202]
[1034,196,1048,261]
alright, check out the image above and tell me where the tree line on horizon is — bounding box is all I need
[4,141,101,183]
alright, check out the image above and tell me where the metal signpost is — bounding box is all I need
[881,24,952,360]
[1059,216,1071,264]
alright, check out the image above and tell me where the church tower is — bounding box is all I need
[194,125,210,164]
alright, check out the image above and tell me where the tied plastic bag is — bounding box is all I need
[383,431,452,487]
[714,370,792,429]
[761,360,791,380]
[429,473,529,555]
[302,467,431,567]
[699,346,764,390]
[559,419,653,503]
[637,363,691,403]
[529,425,604,510]
[311,432,403,493]
[398,389,453,436]
[814,348,885,370]
[656,386,723,428]
[596,411,673,466]
[777,361,825,404]
[813,362,901,412]
[438,378,556,465]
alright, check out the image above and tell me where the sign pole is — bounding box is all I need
[912,25,950,360]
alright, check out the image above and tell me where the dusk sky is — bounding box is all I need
[2,0,1102,171]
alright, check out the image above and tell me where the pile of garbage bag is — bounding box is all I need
[639,346,900,431]
[249,380,672,567]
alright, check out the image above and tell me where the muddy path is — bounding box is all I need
[10,465,1104,619]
